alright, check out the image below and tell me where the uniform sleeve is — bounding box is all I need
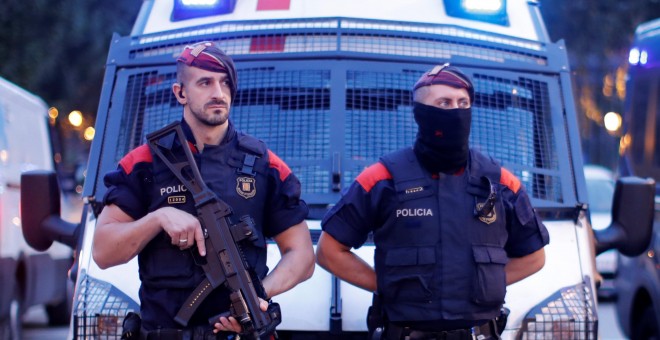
[102,159,151,221]
[503,187,550,258]
[321,162,393,249]
[321,184,374,248]
[263,151,309,238]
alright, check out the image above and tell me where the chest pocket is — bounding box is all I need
[471,245,508,306]
[377,246,436,303]
[466,175,509,307]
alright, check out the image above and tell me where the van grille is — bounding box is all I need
[89,17,572,208]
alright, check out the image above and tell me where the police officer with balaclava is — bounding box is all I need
[316,64,549,340]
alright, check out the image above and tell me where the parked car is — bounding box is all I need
[584,164,617,299]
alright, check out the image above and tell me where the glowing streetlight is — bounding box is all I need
[68,110,83,127]
[604,111,622,132]
[83,126,96,141]
[48,107,59,119]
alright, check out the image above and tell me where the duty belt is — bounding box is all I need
[385,319,499,340]
[139,326,232,340]
[139,327,275,340]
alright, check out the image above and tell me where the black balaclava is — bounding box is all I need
[412,63,474,174]
[413,102,471,174]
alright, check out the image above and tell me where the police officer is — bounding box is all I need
[316,64,549,340]
[93,41,315,339]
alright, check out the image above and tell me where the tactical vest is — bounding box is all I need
[377,148,509,322]
[138,132,270,292]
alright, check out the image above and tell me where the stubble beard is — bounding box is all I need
[190,101,229,127]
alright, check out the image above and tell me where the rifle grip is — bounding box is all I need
[208,311,231,326]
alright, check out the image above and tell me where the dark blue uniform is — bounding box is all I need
[322,147,549,331]
[103,119,308,331]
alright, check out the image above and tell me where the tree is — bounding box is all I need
[0,0,141,115]
[0,0,141,185]
[540,0,660,168]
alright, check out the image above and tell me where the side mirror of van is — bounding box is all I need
[21,170,79,251]
[595,176,655,257]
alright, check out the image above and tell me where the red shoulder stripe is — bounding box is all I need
[356,163,392,193]
[268,150,292,182]
[500,168,521,194]
[119,144,153,175]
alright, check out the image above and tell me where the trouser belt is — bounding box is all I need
[139,326,232,340]
[385,319,501,340]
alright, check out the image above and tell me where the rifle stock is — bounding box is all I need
[147,122,281,339]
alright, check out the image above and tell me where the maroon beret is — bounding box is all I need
[176,41,237,98]
[413,63,474,103]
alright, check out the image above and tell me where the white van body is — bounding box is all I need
[0,76,72,338]
[20,1,656,339]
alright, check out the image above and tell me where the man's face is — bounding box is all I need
[418,84,471,109]
[179,66,232,127]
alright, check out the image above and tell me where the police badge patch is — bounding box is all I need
[236,177,256,199]
[476,202,497,224]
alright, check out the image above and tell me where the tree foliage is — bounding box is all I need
[541,0,660,167]
[0,0,658,170]
[0,0,141,116]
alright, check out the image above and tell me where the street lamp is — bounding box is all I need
[48,107,59,125]
[68,110,83,127]
[604,111,622,133]
[83,127,95,141]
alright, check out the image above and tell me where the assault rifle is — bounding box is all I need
[147,122,281,339]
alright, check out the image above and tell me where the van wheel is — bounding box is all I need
[634,305,660,340]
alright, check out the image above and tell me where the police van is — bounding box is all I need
[0,76,74,339]
[20,0,655,339]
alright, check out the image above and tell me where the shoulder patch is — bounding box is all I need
[500,167,521,194]
[268,150,292,181]
[119,144,153,175]
[356,162,392,193]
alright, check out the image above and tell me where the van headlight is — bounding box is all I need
[517,278,598,338]
[72,270,140,338]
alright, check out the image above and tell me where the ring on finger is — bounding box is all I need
[179,239,188,244]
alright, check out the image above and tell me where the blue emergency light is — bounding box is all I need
[444,0,509,26]
[629,47,649,66]
[171,0,237,22]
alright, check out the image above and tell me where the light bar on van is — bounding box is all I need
[171,0,237,22]
[444,0,509,26]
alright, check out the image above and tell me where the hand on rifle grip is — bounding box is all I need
[211,298,269,335]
